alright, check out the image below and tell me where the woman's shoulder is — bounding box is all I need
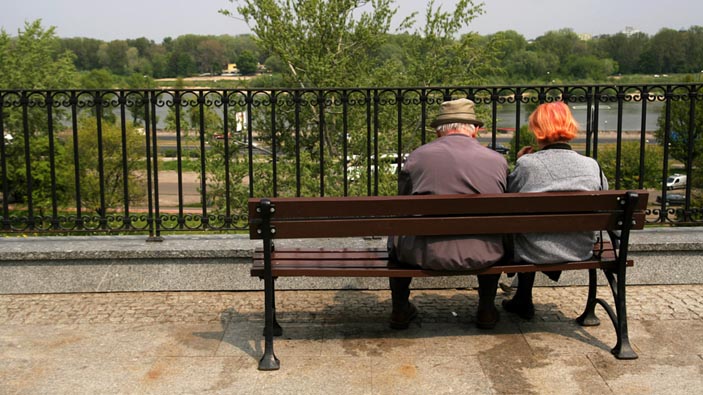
[535,148,597,163]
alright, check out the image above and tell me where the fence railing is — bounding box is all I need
[1,83,701,238]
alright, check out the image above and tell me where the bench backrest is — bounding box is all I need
[248,190,649,239]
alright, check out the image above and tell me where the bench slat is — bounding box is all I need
[258,212,645,239]
[251,257,629,277]
[251,247,622,278]
[254,249,388,260]
[248,190,648,221]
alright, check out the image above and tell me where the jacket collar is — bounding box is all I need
[541,142,572,151]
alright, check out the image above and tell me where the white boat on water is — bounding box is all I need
[571,105,612,110]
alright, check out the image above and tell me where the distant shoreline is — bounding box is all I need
[155,75,256,82]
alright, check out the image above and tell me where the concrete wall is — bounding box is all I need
[1,228,702,294]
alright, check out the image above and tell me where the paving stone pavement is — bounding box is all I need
[1,285,702,394]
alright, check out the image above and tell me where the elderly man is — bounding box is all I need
[388,98,509,330]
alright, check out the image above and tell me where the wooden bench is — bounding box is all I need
[248,190,648,370]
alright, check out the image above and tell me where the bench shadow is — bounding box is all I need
[195,288,615,361]
[192,308,263,360]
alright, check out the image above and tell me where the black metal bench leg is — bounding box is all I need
[258,221,280,371]
[263,279,283,337]
[259,270,280,370]
[577,268,601,326]
[609,191,638,360]
[611,267,637,360]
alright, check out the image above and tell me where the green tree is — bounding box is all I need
[197,38,227,75]
[220,0,401,197]
[0,20,78,209]
[78,69,118,123]
[60,37,103,71]
[80,68,116,89]
[531,29,588,79]
[126,37,151,55]
[219,34,261,63]
[1,126,73,210]
[532,29,586,59]
[598,142,664,189]
[263,54,286,73]
[562,55,617,80]
[97,40,130,75]
[593,32,649,75]
[655,95,703,181]
[124,73,156,126]
[509,125,538,160]
[682,26,703,74]
[639,28,687,73]
[0,20,77,89]
[489,30,528,60]
[69,117,146,212]
[167,51,196,77]
[399,1,491,86]
[237,50,259,75]
[149,46,170,78]
[222,0,397,88]
[220,0,497,197]
[505,49,559,82]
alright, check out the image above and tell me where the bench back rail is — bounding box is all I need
[249,191,647,240]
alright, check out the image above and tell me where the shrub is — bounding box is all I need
[598,141,664,189]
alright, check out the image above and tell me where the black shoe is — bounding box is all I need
[389,302,418,330]
[476,304,499,329]
[501,298,535,320]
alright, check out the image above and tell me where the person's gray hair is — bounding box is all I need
[435,122,476,136]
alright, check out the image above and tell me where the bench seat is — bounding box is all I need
[251,245,628,278]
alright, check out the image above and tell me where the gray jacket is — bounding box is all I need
[390,134,509,270]
[508,145,608,264]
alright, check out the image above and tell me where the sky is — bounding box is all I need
[1,0,701,42]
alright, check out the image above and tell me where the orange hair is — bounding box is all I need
[528,102,579,143]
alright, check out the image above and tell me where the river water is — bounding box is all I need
[147,99,665,133]
[495,101,665,132]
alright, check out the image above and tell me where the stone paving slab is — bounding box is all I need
[2,285,701,325]
[588,353,703,394]
[1,285,702,394]
[478,353,614,395]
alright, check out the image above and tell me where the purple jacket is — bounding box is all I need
[389,134,508,270]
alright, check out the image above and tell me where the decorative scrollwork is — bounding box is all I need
[344,89,369,106]
[399,88,424,106]
[123,90,148,109]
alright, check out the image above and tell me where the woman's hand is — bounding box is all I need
[516,146,534,159]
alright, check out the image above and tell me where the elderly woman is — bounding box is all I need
[503,101,608,319]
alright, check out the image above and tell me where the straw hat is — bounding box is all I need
[430,98,484,128]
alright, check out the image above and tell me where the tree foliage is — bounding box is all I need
[196,38,227,75]
[237,50,259,75]
[0,20,78,89]
[5,16,699,84]
[0,21,79,207]
[655,94,703,182]
[598,141,664,189]
[69,118,147,212]
[509,125,538,160]
[224,0,397,88]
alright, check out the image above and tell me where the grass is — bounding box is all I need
[159,159,201,172]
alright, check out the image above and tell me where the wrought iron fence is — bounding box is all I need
[1,83,701,237]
